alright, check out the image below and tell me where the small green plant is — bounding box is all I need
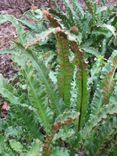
[0,3,117,155]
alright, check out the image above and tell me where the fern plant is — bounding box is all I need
[0,5,117,156]
[50,0,117,58]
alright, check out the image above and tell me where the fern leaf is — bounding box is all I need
[0,75,43,140]
[63,0,83,29]
[0,74,18,104]
[79,83,117,146]
[63,0,76,26]
[51,147,70,156]
[12,105,44,140]
[0,42,62,116]
[84,116,117,156]
[9,43,62,115]
[72,0,84,18]
[25,139,43,156]
[101,51,117,104]
[87,84,117,155]
[22,65,53,133]
[49,9,71,29]
[95,123,117,156]
[55,30,74,105]
[90,52,117,117]
[85,0,96,16]
[71,42,88,130]
[43,111,79,156]
[43,10,62,28]
[90,85,103,116]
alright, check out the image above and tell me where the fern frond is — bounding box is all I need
[85,0,96,16]
[12,105,44,140]
[9,43,62,115]
[95,121,117,156]
[51,147,70,156]
[63,0,76,26]
[49,9,71,29]
[90,85,103,116]
[72,0,84,18]
[78,83,117,147]
[43,111,79,156]
[101,50,117,104]
[43,10,62,28]
[25,139,43,156]
[90,52,117,116]
[63,0,84,30]
[86,84,117,155]
[83,116,117,156]
[0,74,19,104]
[71,42,88,130]
[22,64,53,133]
[0,75,43,140]
[55,29,74,105]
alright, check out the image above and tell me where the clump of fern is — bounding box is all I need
[50,0,117,58]
[0,3,117,156]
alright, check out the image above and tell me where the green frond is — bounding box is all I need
[0,75,43,140]
[85,0,96,16]
[84,116,117,156]
[72,0,84,18]
[78,83,117,147]
[109,146,117,156]
[90,85,103,116]
[85,85,117,155]
[95,122,117,156]
[7,43,62,115]
[101,50,117,104]
[63,0,76,26]
[90,52,117,117]
[63,0,83,29]
[55,30,74,105]
[49,9,71,29]
[0,74,19,104]
[22,65,53,133]
[51,147,70,156]
[12,105,44,140]
[25,139,43,156]
[71,42,88,130]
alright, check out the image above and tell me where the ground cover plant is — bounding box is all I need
[0,0,117,155]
